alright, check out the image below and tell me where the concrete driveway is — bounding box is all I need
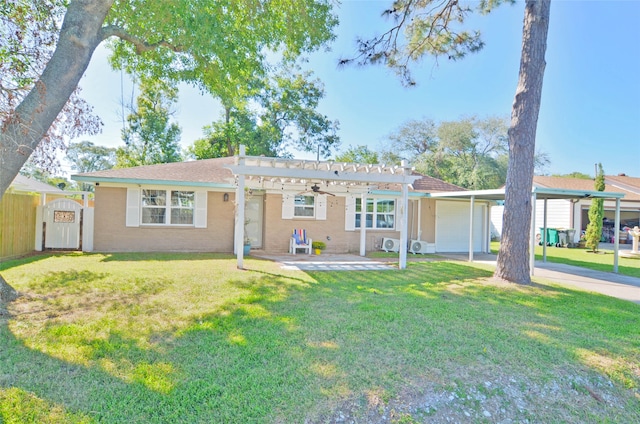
[440,251,640,305]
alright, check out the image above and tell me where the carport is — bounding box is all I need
[429,187,626,274]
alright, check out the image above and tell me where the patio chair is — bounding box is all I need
[290,229,312,255]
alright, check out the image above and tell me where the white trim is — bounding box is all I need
[316,194,327,220]
[345,195,356,231]
[126,188,141,227]
[194,191,207,228]
[282,194,295,219]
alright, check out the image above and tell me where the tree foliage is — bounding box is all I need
[258,71,340,158]
[349,0,550,284]
[66,140,116,191]
[341,0,514,85]
[187,108,278,159]
[584,163,605,252]
[382,116,548,190]
[552,171,591,179]
[0,0,338,200]
[116,78,182,167]
[0,0,102,174]
[67,141,116,174]
[187,70,340,159]
[334,145,380,164]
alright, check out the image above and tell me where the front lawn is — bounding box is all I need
[1,253,639,423]
[491,242,640,278]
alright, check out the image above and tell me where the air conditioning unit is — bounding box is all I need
[409,239,436,254]
[381,237,401,252]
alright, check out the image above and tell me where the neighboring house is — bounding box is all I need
[491,175,640,243]
[1,175,63,259]
[72,155,495,255]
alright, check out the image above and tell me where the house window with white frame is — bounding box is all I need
[141,189,194,225]
[355,198,395,229]
[294,195,315,218]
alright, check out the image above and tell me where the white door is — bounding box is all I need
[435,200,486,252]
[44,199,82,249]
[245,195,264,248]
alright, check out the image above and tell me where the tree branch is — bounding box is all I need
[99,25,183,54]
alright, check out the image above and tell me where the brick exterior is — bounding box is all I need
[93,187,235,252]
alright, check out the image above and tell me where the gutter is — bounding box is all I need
[71,175,236,189]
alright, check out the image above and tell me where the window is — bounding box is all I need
[142,189,194,225]
[355,198,395,229]
[294,195,315,217]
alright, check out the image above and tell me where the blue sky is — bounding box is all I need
[77,0,640,178]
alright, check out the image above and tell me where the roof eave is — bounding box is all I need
[71,175,235,189]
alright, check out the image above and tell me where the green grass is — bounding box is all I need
[1,252,639,423]
[491,241,640,278]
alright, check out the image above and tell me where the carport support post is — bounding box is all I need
[468,195,475,262]
[359,192,367,257]
[530,192,537,276]
[542,198,548,262]
[235,146,246,269]
[614,198,620,273]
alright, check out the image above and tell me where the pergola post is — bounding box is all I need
[399,160,409,269]
[235,146,246,269]
[359,192,367,257]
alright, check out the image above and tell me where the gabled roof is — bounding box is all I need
[605,175,640,195]
[533,176,640,201]
[11,174,63,193]
[72,156,464,194]
[73,157,236,187]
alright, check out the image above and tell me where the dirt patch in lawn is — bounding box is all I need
[314,367,639,423]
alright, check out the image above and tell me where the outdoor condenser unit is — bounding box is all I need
[381,237,401,252]
[409,239,436,254]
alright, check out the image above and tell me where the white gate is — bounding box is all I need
[43,198,82,249]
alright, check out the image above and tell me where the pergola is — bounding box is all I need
[225,146,422,269]
[430,187,627,274]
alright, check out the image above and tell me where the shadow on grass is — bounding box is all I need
[0,252,72,272]
[2,261,639,423]
[98,252,235,262]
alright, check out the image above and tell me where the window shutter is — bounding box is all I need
[126,188,140,227]
[194,191,207,228]
[282,194,294,219]
[316,194,327,220]
[345,195,356,231]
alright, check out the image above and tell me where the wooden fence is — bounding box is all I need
[0,192,39,260]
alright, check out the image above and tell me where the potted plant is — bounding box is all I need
[312,241,326,255]
[243,236,251,255]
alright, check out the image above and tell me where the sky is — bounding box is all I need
[74,0,640,178]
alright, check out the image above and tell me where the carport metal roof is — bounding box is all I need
[429,186,626,274]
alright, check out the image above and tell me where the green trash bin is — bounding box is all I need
[539,228,559,246]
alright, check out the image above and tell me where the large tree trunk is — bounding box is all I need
[494,0,551,284]
[0,275,18,304]
[0,0,114,201]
